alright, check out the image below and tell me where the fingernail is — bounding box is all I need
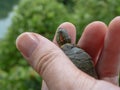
[16,33,39,57]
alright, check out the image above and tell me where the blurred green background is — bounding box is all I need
[0,0,120,90]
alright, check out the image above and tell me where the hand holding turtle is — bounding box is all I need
[16,17,120,90]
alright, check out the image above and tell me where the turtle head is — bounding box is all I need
[56,28,71,46]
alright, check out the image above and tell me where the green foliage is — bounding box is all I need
[0,0,71,71]
[0,0,120,89]
[57,0,76,12]
[0,67,42,90]
[0,0,20,19]
[73,0,120,40]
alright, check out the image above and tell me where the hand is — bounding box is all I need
[16,16,120,90]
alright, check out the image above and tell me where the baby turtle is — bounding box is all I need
[56,28,98,78]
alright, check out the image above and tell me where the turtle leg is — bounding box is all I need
[56,28,71,46]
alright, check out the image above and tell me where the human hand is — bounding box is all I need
[16,16,120,90]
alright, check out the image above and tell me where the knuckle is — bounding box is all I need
[36,48,62,75]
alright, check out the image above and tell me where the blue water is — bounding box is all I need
[0,12,13,39]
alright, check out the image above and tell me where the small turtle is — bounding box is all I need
[56,28,98,78]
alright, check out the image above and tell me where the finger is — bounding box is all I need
[16,32,97,90]
[53,22,76,45]
[78,21,107,64]
[96,16,120,85]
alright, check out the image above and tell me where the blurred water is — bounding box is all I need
[0,12,13,39]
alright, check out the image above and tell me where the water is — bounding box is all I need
[0,12,13,39]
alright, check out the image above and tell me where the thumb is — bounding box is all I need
[16,32,95,89]
[16,32,119,90]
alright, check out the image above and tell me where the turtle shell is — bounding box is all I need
[56,28,98,78]
[61,43,98,78]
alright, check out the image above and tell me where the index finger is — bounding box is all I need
[53,22,76,46]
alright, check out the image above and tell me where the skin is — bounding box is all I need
[16,16,120,90]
